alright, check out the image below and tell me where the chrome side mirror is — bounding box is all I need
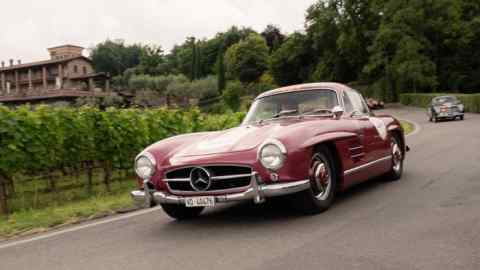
[332,106,344,120]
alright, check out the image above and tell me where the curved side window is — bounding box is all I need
[345,89,369,116]
[342,92,354,114]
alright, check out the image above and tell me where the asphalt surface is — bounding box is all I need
[1,106,479,270]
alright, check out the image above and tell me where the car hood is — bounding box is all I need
[169,117,340,158]
[173,123,282,157]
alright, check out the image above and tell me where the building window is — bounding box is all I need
[83,66,87,75]
[74,65,78,73]
[56,77,62,89]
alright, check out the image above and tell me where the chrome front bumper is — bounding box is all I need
[130,173,311,208]
[437,111,464,118]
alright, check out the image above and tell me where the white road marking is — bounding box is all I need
[402,119,422,138]
[0,207,160,250]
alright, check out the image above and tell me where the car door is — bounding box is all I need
[343,90,390,182]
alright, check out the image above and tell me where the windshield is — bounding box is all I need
[433,96,457,104]
[243,89,339,124]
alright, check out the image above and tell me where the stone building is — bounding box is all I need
[0,45,110,104]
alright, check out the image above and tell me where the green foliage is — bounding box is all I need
[136,45,165,75]
[222,81,243,111]
[96,1,480,99]
[129,74,181,94]
[270,32,311,86]
[400,93,480,113]
[165,75,193,98]
[0,105,246,215]
[217,45,226,92]
[225,33,270,83]
[90,40,143,77]
[363,0,465,100]
[261,24,285,52]
[190,76,219,100]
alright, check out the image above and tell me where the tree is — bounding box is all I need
[222,81,243,111]
[190,76,219,99]
[270,32,311,86]
[305,1,342,81]
[225,33,269,83]
[137,45,165,75]
[217,43,226,92]
[189,37,198,80]
[261,24,285,52]
[222,26,256,48]
[363,0,462,100]
[90,40,143,76]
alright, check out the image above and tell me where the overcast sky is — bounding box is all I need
[0,0,315,63]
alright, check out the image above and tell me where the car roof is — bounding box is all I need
[255,82,351,100]
[433,95,456,100]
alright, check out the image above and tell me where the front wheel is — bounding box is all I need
[292,146,337,214]
[460,115,464,120]
[384,135,403,181]
[160,204,204,220]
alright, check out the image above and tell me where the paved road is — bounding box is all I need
[1,106,479,270]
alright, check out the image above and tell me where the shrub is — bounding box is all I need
[222,81,243,111]
[0,105,246,215]
[190,76,219,99]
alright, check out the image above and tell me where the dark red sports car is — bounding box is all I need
[131,82,407,219]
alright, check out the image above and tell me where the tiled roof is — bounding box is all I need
[48,44,84,50]
[0,56,91,72]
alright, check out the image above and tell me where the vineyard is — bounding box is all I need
[0,105,245,216]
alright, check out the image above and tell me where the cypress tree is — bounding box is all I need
[190,37,196,81]
[217,43,226,92]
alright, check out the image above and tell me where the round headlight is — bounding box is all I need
[258,139,287,171]
[135,152,156,179]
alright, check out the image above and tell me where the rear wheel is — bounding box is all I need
[385,135,403,181]
[292,146,337,214]
[160,204,204,220]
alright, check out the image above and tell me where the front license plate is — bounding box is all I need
[185,196,215,208]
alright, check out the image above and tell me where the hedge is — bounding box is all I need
[400,93,480,113]
[0,105,245,215]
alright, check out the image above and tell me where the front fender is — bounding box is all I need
[300,131,357,149]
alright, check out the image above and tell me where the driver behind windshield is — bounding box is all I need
[243,89,339,124]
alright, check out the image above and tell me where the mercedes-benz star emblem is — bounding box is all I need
[189,167,212,191]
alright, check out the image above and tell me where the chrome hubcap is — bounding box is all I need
[392,140,402,173]
[311,155,331,201]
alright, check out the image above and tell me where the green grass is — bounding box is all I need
[0,192,135,237]
[400,120,415,135]
[8,170,135,212]
[0,171,137,238]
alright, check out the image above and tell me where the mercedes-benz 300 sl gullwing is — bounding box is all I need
[131,82,407,220]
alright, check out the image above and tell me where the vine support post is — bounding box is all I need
[103,160,112,192]
[0,173,9,216]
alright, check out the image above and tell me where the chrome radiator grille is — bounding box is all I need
[165,165,252,193]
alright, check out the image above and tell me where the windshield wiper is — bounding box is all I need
[272,109,298,118]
